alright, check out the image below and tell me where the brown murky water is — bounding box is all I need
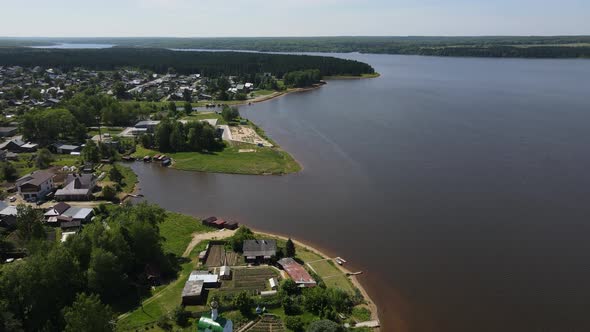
[131,54,590,332]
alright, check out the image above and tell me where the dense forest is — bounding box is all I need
[0,47,375,77]
[3,36,590,58]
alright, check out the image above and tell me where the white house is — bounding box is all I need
[16,171,55,201]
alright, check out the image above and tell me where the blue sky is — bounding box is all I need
[1,0,589,37]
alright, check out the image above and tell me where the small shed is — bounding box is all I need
[269,277,278,290]
[219,266,231,280]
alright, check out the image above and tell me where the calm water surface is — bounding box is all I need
[131,54,590,332]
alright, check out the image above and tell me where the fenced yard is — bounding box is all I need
[216,267,279,296]
[205,244,242,267]
[307,259,355,294]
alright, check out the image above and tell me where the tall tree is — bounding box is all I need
[63,293,114,332]
[35,148,54,169]
[82,140,100,163]
[285,238,296,258]
[16,204,45,243]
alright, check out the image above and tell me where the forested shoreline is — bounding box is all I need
[0,47,375,77]
[2,36,590,58]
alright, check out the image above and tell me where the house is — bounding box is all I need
[0,138,25,152]
[44,202,71,222]
[61,207,94,223]
[16,171,55,201]
[189,270,220,288]
[277,258,316,288]
[243,239,277,262]
[53,143,81,154]
[181,279,204,305]
[134,120,160,133]
[0,127,17,137]
[55,173,97,201]
[20,142,38,152]
[0,150,6,161]
[60,219,81,232]
[0,204,17,228]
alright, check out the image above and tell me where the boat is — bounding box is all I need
[161,158,171,167]
[143,155,152,162]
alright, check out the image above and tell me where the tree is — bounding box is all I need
[172,305,189,327]
[155,119,173,152]
[82,140,100,163]
[284,316,304,332]
[140,133,153,148]
[286,238,296,257]
[229,226,255,252]
[63,293,114,332]
[112,82,127,99]
[183,101,192,114]
[87,248,125,302]
[221,106,240,122]
[233,291,253,316]
[16,204,45,242]
[282,296,302,315]
[101,185,117,201]
[108,166,123,184]
[307,319,342,332]
[35,148,54,169]
[182,89,192,102]
[169,122,185,152]
[0,162,18,181]
[281,279,300,296]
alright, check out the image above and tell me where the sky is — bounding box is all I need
[1,0,589,37]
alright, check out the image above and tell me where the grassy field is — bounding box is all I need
[132,143,300,175]
[181,112,226,125]
[308,259,355,294]
[101,164,138,194]
[8,153,80,177]
[87,127,124,137]
[324,73,381,80]
[159,212,211,256]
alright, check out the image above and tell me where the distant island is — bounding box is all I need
[2,36,590,58]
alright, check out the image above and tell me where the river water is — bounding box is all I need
[130,53,590,332]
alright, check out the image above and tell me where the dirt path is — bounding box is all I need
[182,228,236,257]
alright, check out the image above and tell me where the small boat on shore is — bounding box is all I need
[143,155,152,162]
[161,158,171,167]
[122,156,134,162]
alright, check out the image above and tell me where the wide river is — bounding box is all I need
[131,53,590,332]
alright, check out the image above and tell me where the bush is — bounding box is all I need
[102,185,117,201]
[307,319,343,332]
[172,305,189,327]
[285,316,304,332]
[156,315,172,331]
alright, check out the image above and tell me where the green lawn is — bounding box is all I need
[133,143,300,175]
[159,212,211,256]
[88,127,124,137]
[181,112,226,125]
[101,164,138,194]
[9,153,81,177]
[307,260,355,294]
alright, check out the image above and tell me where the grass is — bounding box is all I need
[87,127,124,137]
[132,143,300,175]
[101,164,138,194]
[8,153,81,177]
[116,260,195,331]
[323,73,381,80]
[307,259,355,294]
[159,212,211,256]
[181,112,227,125]
[351,306,371,322]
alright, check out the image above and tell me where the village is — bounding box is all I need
[0,64,278,115]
